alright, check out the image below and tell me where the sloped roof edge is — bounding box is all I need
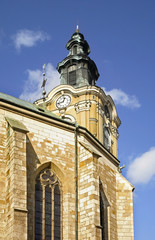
[0,92,60,120]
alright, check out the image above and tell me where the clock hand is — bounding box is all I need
[59,98,65,104]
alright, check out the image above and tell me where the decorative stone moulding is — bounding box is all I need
[110,125,119,139]
[74,100,91,113]
[96,102,104,118]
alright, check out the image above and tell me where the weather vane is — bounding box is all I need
[41,64,47,100]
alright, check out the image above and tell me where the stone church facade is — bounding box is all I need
[0,28,134,239]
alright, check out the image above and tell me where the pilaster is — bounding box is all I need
[79,144,100,240]
[116,173,134,240]
[5,117,29,240]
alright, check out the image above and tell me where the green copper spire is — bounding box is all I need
[57,29,99,88]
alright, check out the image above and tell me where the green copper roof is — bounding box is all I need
[0,92,60,119]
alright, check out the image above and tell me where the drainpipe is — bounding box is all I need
[75,122,78,240]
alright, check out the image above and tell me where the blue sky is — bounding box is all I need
[0,0,155,239]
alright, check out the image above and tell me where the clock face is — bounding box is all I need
[56,95,71,109]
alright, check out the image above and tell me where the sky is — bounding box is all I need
[0,0,155,239]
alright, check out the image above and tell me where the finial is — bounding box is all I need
[43,63,46,71]
[76,25,79,33]
[41,64,47,100]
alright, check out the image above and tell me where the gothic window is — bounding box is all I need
[104,126,111,151]
[99,182,109,240]
[35,168,61,240]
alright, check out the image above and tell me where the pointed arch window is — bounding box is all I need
[99,182,110,240]
[35,168,61,240]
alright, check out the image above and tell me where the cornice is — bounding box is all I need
[0,101,75,132]
[35,85,121,127]
[36,85,107,105]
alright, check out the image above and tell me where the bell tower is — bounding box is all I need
[57,26,99,88]
[35,27,121,158]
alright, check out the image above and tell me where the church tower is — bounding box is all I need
[35,27,121,158]
[0,28,134,240]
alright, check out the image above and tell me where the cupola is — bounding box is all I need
[57,26,99,88]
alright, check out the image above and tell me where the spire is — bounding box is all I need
[76,25,79,33]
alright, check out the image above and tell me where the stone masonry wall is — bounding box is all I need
[0,107,134,240]
[0,109,7,240]
[78,141,119,240]
[78,145,99,240]
[116,173,134,240]
[24,118,75,239]
[0,108,76,240]
[99,156,118,240]
[5,125,28,240]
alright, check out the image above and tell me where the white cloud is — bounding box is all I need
[19,63,60,102]
[127,147,155,184]
[12,29,50,50]
[103,88,140,109]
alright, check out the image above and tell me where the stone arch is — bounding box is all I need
[35,161,65,184]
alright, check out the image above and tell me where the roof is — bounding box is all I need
[0,92,60,119]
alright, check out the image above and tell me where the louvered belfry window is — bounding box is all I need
[69,70,76,86]
[68,65,77,86]
[35,168,61,240]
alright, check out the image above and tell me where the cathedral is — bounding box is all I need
[0,28,134,239]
